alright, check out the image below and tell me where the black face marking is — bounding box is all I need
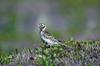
[39,23,46,31]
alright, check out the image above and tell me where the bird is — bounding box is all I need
[38,23,73,51]
[39,23,62,47]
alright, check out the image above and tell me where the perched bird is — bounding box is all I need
[38,23,73,51]
[38,23,66,46]
[39,23,62,46]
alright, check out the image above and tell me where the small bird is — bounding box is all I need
[38,23,73,51]
[39,23,62,47]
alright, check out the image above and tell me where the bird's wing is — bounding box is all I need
[44,32,59,43]
[44,30,51,36]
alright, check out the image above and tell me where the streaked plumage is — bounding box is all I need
[38,23,73,51]
[39,23,62,46]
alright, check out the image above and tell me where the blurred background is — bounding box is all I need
[0,0,100,52]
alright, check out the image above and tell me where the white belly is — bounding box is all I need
[41,36,58,46]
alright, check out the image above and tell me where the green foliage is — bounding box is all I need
[34,44,68,66]
[34,40,100,66]
[0,52,12,64]
[0,40,100,66]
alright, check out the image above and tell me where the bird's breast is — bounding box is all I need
[41,35,58,46]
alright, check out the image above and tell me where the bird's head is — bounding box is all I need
[39,23,46,31]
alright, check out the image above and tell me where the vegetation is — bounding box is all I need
[0,39,100,66]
